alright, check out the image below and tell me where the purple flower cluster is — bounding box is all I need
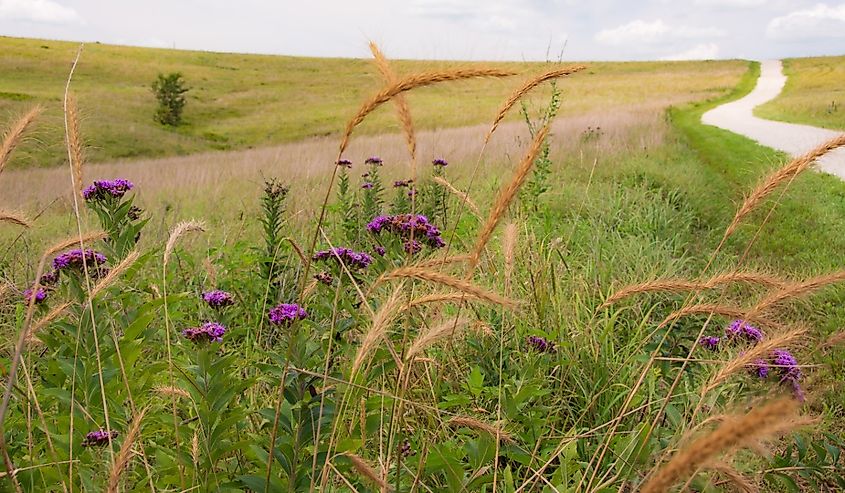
[82,179,134,201]
[366,214,446,250]
[432,158,448,167]
[40,270,59,286]
[269,303,307,325]
[361,182,374,190]
[182,322,226,343]
[53,249,107,273]
[748,348,804,401]
[526,335,555,353]
[726,319,764,343]
[699,336,720,350]
[202,290,234,308]
[393,179,412,188]
[22,287,47,305]
[373,245,386,256]
[365,156,383,166]
[752,359,770,379]
[336,159,352,168]
[82,429,118,447]
[313,247,373,269]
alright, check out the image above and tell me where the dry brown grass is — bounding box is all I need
[343,453,392,491]
[485,65,586,143]
[640,398,800,493]
[0,105,41,177]
[377,266,517,308]
[66,94,85,197]
[432,176,480,216]
[105,407,147,493]
[405,316,472,361]
[89,250,139,299]
[723,133,845,241]
[163,221,206,266]
[369,42,416,162]
[0,210,31,228]
[447,416,514,444]
[750,270,845,314]
[351,284,405,376]
[659,304,781,330]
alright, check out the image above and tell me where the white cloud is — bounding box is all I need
[409,0,538,32]
[595,19,724,45]
[694,0,767,6]
[0,0,81,23]
[661,42,720,60]
[766,3,845,39]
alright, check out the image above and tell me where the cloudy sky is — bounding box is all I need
[0,0,843,61]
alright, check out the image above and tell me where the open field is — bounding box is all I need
[1,44,845,491]
[0,36,746,167]
[756,55,845,130]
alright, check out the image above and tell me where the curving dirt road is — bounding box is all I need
[702,59,845,179]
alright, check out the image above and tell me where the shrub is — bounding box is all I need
[151,72,189,126]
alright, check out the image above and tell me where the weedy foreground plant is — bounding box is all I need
[0,46,844,493]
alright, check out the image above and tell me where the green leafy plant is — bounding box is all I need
[152,72,190,126]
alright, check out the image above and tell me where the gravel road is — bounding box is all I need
[702,59,845,179]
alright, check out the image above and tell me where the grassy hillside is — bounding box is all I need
[756,55,845,130]
[0,36,746,167]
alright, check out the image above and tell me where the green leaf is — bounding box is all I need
[467,365,484,398]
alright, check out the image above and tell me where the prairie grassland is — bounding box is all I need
[756,55,845,130]
[2,49,845,492]
[0,35,746,167]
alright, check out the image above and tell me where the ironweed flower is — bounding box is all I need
[22,287,47,304]
[336,159,352,168]
[751,358,770,378]
[361,182,374,190]
[726,319,764,343]
[269,303,307,325]
[365,156,383,166]
[81,429,118,447]
[432,158,448,167]
[182,322,226,343]
[52,249,107,273]
[699,336,720,350]
[313,247,373,269]
[526,335,555,353]
[202,290,234,308]
[82,179,134,201]
[373,245,386,256]
[366,214,445,250]
[393,180,411,188]
[403,240,421,254]
[771,348,804,401]
[40,270,59,286]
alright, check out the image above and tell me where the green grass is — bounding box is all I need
[756,55,845,131]
[0,36,746,168]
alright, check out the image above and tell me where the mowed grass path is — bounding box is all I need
[0,36,746,167]
[756,55,845,130]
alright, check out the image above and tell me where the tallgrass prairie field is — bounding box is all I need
[1,36,845,492]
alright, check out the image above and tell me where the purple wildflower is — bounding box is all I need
[269,303,307,325]
[336,159,352,168]
[726,320,764,343]
[182,322,226,343]
[432,158,448,167]
[526,335,555,353]
[361,182,374,190]
[393,180,411,188]
[751,359,770,378]
[22,287,47,304]
[374,245,386,256]
[82,179,134,201]
[81,429,118,447]
[52,249,107,273]
[366,214,445,250]
[314,247,373,269]
[699,336,720,350]
[407,187,418,198]
[40,270,59,286]
[314,272,333,285]
[771,348,804,401]
[202,290,234,308]
[365,156,383,166]
[403,240,421,254]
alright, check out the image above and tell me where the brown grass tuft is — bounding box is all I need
[485,65,586,143]
[378,266,517,308]
[750,270,845,314]
[66,94,85,196]
[469,124,549,268]
[45,230,108,258]
[339,68,516,156]
[153,385,190,399]
[658,304,781,330]
[723,133,845,241]
[707,461,760,493]
[405,316,472,361]
[89,250,140,298]
[369,42,416,161]
[0,210,32,228]
[164,220,206,266]
[640,398,800,493]
[351,284,405,376]
[106,407,148,493]
[502,222,518,288]
[343,453,392,491]
[432,176,480,216]
[448,416,514,444]
[0,105,41,177]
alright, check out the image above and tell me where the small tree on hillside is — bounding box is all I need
[151,73,189,126]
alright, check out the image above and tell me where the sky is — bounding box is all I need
[0,0,844,61]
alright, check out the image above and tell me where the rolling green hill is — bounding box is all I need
[0,36,746,167]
